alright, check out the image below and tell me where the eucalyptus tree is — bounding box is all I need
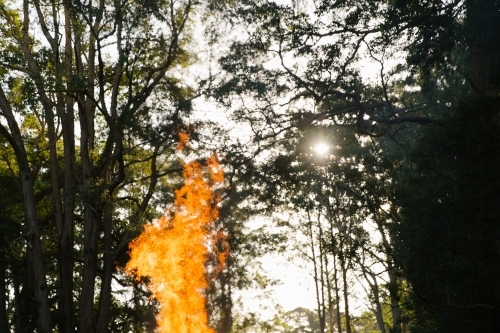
[0,0,201,331]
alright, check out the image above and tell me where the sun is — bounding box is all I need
[312,142,329,155]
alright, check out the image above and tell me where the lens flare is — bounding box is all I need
[126,133,228,333]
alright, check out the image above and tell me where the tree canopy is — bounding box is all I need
[1,0,500,332]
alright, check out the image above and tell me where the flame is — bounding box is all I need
[126,135,228,333]
[177,131,190,151]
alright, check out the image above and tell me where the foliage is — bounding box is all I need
[2,0,500,332]
[396,96,500,332]
[209,0,500,332]
[0,0,203,331]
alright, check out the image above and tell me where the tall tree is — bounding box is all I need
[395,96,500,332]
[0,0,198,331]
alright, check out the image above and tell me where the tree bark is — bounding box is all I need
[363,271,387,333]
[11,258,22,333]
[95,202,113,333]
[57,5,77,333]
[341,259,352,333]
[0,88,52,332]
[77,109,100,332]
[387,258,402,333]
[0,244,9,333]
[332,245,342,333]
[77,2,102,327]
[308,211,326,333]
[373,216,402,333]
[217,268,233,333]
[324,245,335,333]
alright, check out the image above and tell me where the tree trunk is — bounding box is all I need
[317,215,327,333]
[465,0,490,96]
[308,211,325,333]
[365,272,386,333]
[95,202,113,333]
[333,251,342,333]
[19,258,32,332]
[0,88,52,332]
[77,137,100,333]
[402,319,408,333]
[388,259,402,333]
[341,260,352,333]
[374,217,401,333]
[11,259,22,333]
[0,247,9,333]
[46,86,70,333]
[217,269,233,333]
[77,12,101,326]
[324,251,335,333]
[57,5,77,333]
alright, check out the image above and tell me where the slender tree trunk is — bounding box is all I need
[77,73,100,333]
[333,251,342,333]
[0,245,9,333]
[341,259,352,333]
[77,7,102,327]
[373,286,387,333]
[324,251,335,333]
[402,319,408,333]
[57,5,77,333]
[11,259,22,333]
[364,271,386,333]
[21,142,52,333]
[373,217,402,333]
[18,1,74,329]
[217,268,233,333]
[308,211,325,333]
[20,258,32,332]
[46,87,69,333]
[95,202,113,333]
[465,0,488,97]
[317,214,327,333]
[387,258,402,333]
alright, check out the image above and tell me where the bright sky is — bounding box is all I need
[261,254,318,310]
[233,253,318,320]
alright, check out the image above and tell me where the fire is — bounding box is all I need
[126,133,228,333]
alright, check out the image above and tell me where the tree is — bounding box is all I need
[384,0,500,97]
[212,0,432,143]
[208,1,500,332]
[395,96,500,332]
[244,121,410,333]
[0,0,198,331]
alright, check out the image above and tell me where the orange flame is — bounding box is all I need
[126,135,228,333]
[177,131,190,151]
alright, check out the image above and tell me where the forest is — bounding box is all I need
[0,0,499,332]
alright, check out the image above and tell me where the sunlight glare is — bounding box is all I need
[313,142,329,155]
